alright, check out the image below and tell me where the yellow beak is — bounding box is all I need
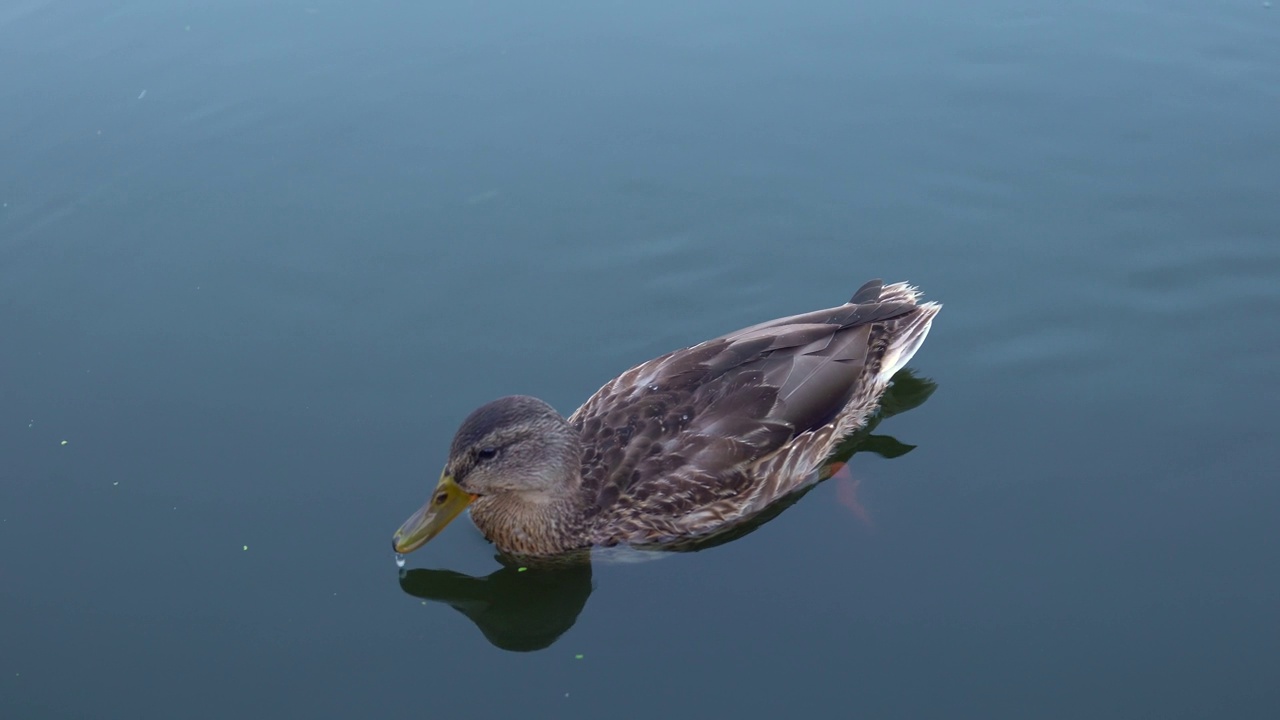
[393,474,475,554]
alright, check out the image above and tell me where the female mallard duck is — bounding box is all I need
[393,279,940,557]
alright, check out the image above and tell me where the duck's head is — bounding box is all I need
[392,395,580,554]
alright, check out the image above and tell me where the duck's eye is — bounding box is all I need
[433,491,449,505]
[477,447,498,461]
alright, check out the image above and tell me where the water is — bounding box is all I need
[3,1,1278,718]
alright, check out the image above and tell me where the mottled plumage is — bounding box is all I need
[394,280,940,558]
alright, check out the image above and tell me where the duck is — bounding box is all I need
[393,279,940,558]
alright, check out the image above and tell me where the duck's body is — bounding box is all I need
[394,280,940,558]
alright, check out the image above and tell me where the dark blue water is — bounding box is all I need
[3,2,1278,717]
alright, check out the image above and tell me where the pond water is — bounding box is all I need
[3,1,1278,717]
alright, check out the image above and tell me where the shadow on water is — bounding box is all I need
[397,369,937,652]
[398,563,595,652]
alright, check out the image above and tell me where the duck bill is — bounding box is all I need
[393,475,475,554]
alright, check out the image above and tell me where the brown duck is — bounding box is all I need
[393,279,940,557]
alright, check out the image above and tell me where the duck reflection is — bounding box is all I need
[397,370,936,652]
[398,563,593,652]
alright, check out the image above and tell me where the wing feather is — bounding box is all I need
[567,284,934,545]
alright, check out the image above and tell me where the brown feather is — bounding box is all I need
[564,281,939,548]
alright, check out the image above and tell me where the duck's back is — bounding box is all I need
[567,280,940,547]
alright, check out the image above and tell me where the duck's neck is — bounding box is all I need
[469,485,587,556]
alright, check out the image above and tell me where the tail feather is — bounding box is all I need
[877,300,941,384]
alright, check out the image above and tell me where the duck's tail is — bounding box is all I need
[870,282,941,385]
[815,279,939,445]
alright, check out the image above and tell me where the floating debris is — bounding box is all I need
[394,553,406,568]
[60,440,68,446]
[242,545,248,551]
[517,567,528,572]
[138,90,147,100]
[574,653,584,660]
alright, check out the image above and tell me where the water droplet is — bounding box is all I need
[394,553,406,568]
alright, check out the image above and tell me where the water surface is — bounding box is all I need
[3,1,1278,717]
